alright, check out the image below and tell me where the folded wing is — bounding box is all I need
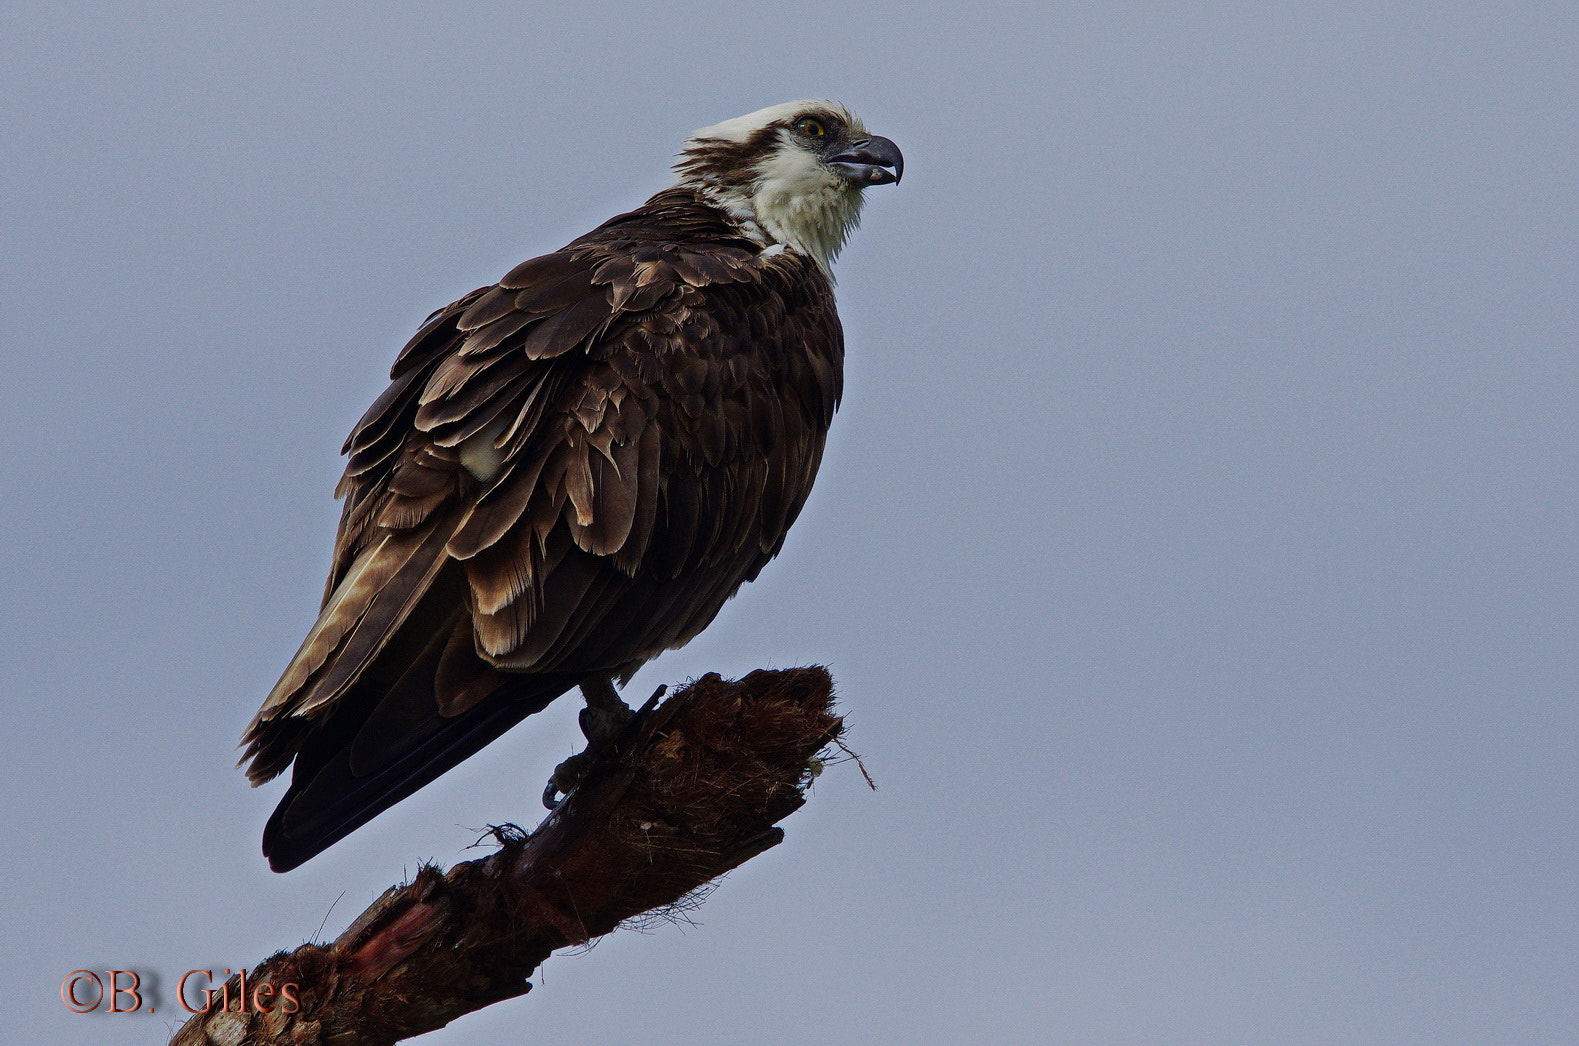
[241,191,844,870]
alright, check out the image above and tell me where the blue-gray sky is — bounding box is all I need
[3,3,1575,1043]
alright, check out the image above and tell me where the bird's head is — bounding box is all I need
[674,100,903,275]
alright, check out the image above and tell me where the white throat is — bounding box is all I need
[674,101,871,277]
[731,135,865,276]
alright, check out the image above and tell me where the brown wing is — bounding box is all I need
[240,189,843,869]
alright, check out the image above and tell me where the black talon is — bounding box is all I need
[543,748,593,809]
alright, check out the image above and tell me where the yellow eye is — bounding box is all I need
[794,117,826,138]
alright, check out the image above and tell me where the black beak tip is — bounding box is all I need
[830,135,904,187]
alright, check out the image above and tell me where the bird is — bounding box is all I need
[239,100,902,872]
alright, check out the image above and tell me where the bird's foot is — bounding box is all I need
[542,750,594,809]
[577,675,636,744]
[578,702,635,746]
[541,681,665,809]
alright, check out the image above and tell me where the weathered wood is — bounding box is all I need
[171,667,842,1046]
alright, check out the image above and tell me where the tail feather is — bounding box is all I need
[262,652,578,871]
[258,568,581,872]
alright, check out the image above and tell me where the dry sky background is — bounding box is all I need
[3,3,1576,1044]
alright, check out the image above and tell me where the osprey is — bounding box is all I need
[241,101,902,871]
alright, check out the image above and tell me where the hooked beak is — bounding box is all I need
[829,135,904,186]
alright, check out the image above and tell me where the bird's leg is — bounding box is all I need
[578,674,635,744]
[543,674,637,809]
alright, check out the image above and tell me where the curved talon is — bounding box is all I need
[543,748,593,809]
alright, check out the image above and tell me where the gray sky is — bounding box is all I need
[4,3,1576,1043]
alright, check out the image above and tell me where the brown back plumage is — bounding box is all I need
[241,187,844,870]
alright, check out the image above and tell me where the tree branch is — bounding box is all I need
[171,667,842,1046]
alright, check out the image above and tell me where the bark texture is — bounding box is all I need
[172,667,841,1046]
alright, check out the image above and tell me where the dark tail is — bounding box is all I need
[262,635,578,871]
